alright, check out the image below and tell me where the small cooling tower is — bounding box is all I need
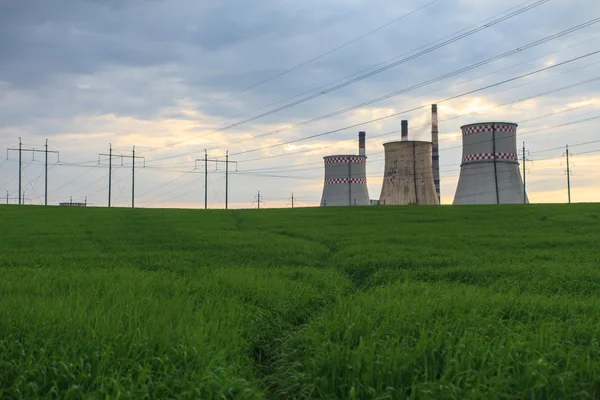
[379,121,439,205]
[320,132,370,206]
[453,122,529,204]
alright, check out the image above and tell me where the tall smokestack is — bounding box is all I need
[401,120,408,141]
[358,131,366,156]
[431,104,440,203]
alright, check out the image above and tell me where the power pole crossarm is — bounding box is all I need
[99,144,144,208]
[193,151,237,210]
[7,138,59,206]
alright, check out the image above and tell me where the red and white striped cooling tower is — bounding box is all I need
[453,122,529,204]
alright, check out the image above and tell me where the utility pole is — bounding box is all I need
[7,138,59,206]
[257,190,261,209]
[194,151,237,209]
[132,146,135,208]
[522,141,529,204]
[129,146,144,208]
[18,138,21,204]
[45,139,48,205]
[565,144,571,204]
[108,144,112,207]
[226,151,229,209]
[4,191,22,205]
[291,193,294,208]
[204,149,208,209]
[99,144,144,208]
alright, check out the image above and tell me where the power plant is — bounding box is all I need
[378,118,439,205]
[317,108,530,207]
[320,131,370,206]
[453,122,529,204]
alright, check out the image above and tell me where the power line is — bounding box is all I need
[228,55,600,166]
[98,144,145,208]
[234,101,599,171]
[191,1,556,133]
[144,0,551,161]
[49,167,96,194]
[211,17,600,151]
[142,0,441,148]
[232,117,600,179]
[69,174,107,197]
[152,175,208,205]
[139,101,597,182]
[6,138,59,205]
[228,53,600,157]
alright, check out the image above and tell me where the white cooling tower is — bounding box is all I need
[453,122,529,204]
[320,132,370,206]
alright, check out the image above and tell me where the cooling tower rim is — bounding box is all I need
[383,140,432,146]
[323,154,367,159]
[460,122,518,130]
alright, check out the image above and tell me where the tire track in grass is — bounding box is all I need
[228,216,353,398]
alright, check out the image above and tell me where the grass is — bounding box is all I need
[0,204,599,398]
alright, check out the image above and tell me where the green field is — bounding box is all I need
[1,204,600,399]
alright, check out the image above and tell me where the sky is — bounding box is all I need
[1,0,599,208]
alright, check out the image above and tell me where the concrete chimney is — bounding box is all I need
[358,131,366,156]
[401,120,408,141]
[431,104,440,203]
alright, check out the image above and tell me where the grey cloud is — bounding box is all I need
[1,0,599,207]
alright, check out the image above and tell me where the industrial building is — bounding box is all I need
[320,132,370,206]
[59,197,87,207]
[378,118,440,205]
[453,122,529,204]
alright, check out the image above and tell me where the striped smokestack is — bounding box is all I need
[401,120,408,141]
[359,131,366,156]
[431,104,440,203]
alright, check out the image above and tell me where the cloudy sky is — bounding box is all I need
[1,0,599,208]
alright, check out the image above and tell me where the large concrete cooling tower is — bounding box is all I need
[453,122,529,204]
[320,132,370,207]
[379,121,439,205]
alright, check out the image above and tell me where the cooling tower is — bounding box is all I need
[453,122,529,204]
[320,132,370,206]
[379,140,439,205]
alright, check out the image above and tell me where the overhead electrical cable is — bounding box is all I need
[235,101,597,171]
[142,0,441,152]
[203,51,599,167]
[228,51,600,157]
[114,35,600,169]
[144,0,551,159]
[206,18,600,150]
[233,115,600,177]
[201,0,559,130]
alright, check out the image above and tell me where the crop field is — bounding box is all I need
[1,204,600,399]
